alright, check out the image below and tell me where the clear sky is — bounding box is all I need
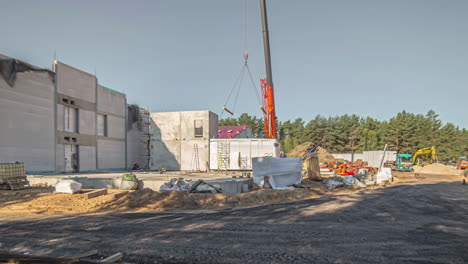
[2,0,467,128]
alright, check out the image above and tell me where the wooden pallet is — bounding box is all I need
[7,176,30,191]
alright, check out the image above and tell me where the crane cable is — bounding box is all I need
[220,0,263,119]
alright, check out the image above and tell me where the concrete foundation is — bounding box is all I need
[28,171,252,193]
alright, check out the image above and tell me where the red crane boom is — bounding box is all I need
[259,0,277,139]
[261,79,277,138]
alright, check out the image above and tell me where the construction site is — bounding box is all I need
[1,1,468,264]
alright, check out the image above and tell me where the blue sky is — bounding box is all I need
[2,0,467,128]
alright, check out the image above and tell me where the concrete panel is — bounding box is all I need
[57,104,64,131]
[150,112,180,141]
[149,110,217,171]
[180,111,210,140]
[180,140,209,171]
[209,111,219,139]
[97,139,125,169]
[97,85,126,117]
[79,146,96,171]
[79,109,96,135]
[55,144,65,172]
[0,71,55,172]
[55,62,96,103]
[150,140,180,170]
[107,115,125,139]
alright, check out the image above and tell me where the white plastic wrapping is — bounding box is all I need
[55,180,82,194]
[342,175,367,187]
[252,157,302,189]
[376,167,393,183]
[159,178,191,192]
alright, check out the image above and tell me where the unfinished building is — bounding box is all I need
[0,55,56,172]
[0,54,148,173]
[150,110,218,171]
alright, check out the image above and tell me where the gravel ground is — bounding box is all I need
[0,175,467,263]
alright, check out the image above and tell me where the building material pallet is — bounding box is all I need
[7,176,31,190]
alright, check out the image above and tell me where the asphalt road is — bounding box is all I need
[1,177,467,264]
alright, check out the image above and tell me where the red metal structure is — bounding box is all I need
[260,78,277,138]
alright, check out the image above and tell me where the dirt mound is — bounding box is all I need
[193,180,329,209]
[0,188,118,215]
[111,189,199,211]
[287,143,335,163]
[287,143,310,158]
[413,163,460,176]
[316,147,336,163]
[0,181,334,216]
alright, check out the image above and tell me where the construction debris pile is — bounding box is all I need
[159,178,222,193]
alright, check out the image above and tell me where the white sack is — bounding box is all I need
[376,167,393,183]
[253,157,302,189]
[55,180,82,194]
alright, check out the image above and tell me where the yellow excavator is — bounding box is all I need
[412,146,439,165]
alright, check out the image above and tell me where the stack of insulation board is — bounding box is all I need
[0,162,25,183]
[209,138,280,170]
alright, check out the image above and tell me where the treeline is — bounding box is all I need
[219,110,468,162]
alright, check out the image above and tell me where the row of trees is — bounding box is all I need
[219,111,468,162]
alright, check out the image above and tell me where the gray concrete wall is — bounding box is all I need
[79,109,96,135]
[54,61,98,172]
[55,62,96,103]
[209,111,219,139]
[79,146,97,171]
[97,140,125,169]
[97,85,126,170]
[126,106,149,169]
[0,70,55,172]
[150,111,218,171]
[97,86,126,117]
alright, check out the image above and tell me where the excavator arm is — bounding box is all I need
[412,146,438,165]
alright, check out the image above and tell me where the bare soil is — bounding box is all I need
[0,173,467,263]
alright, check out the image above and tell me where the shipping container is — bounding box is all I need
[209,138,280,170]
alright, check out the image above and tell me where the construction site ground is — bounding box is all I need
[0,172,467,263]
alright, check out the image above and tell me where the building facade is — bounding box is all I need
[0,54,148,173]
[149,110,218,171]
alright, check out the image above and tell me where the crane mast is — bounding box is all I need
[260,0,277,139]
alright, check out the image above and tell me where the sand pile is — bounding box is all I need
[287,143,310,158]
[316,147,336,163]
[0,188,119,215]
[0,180,333,216]
[287,143,336,163]
[111,189,199,211]
[413,163,460,176]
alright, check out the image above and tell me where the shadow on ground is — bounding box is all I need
[0,180,467,264]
